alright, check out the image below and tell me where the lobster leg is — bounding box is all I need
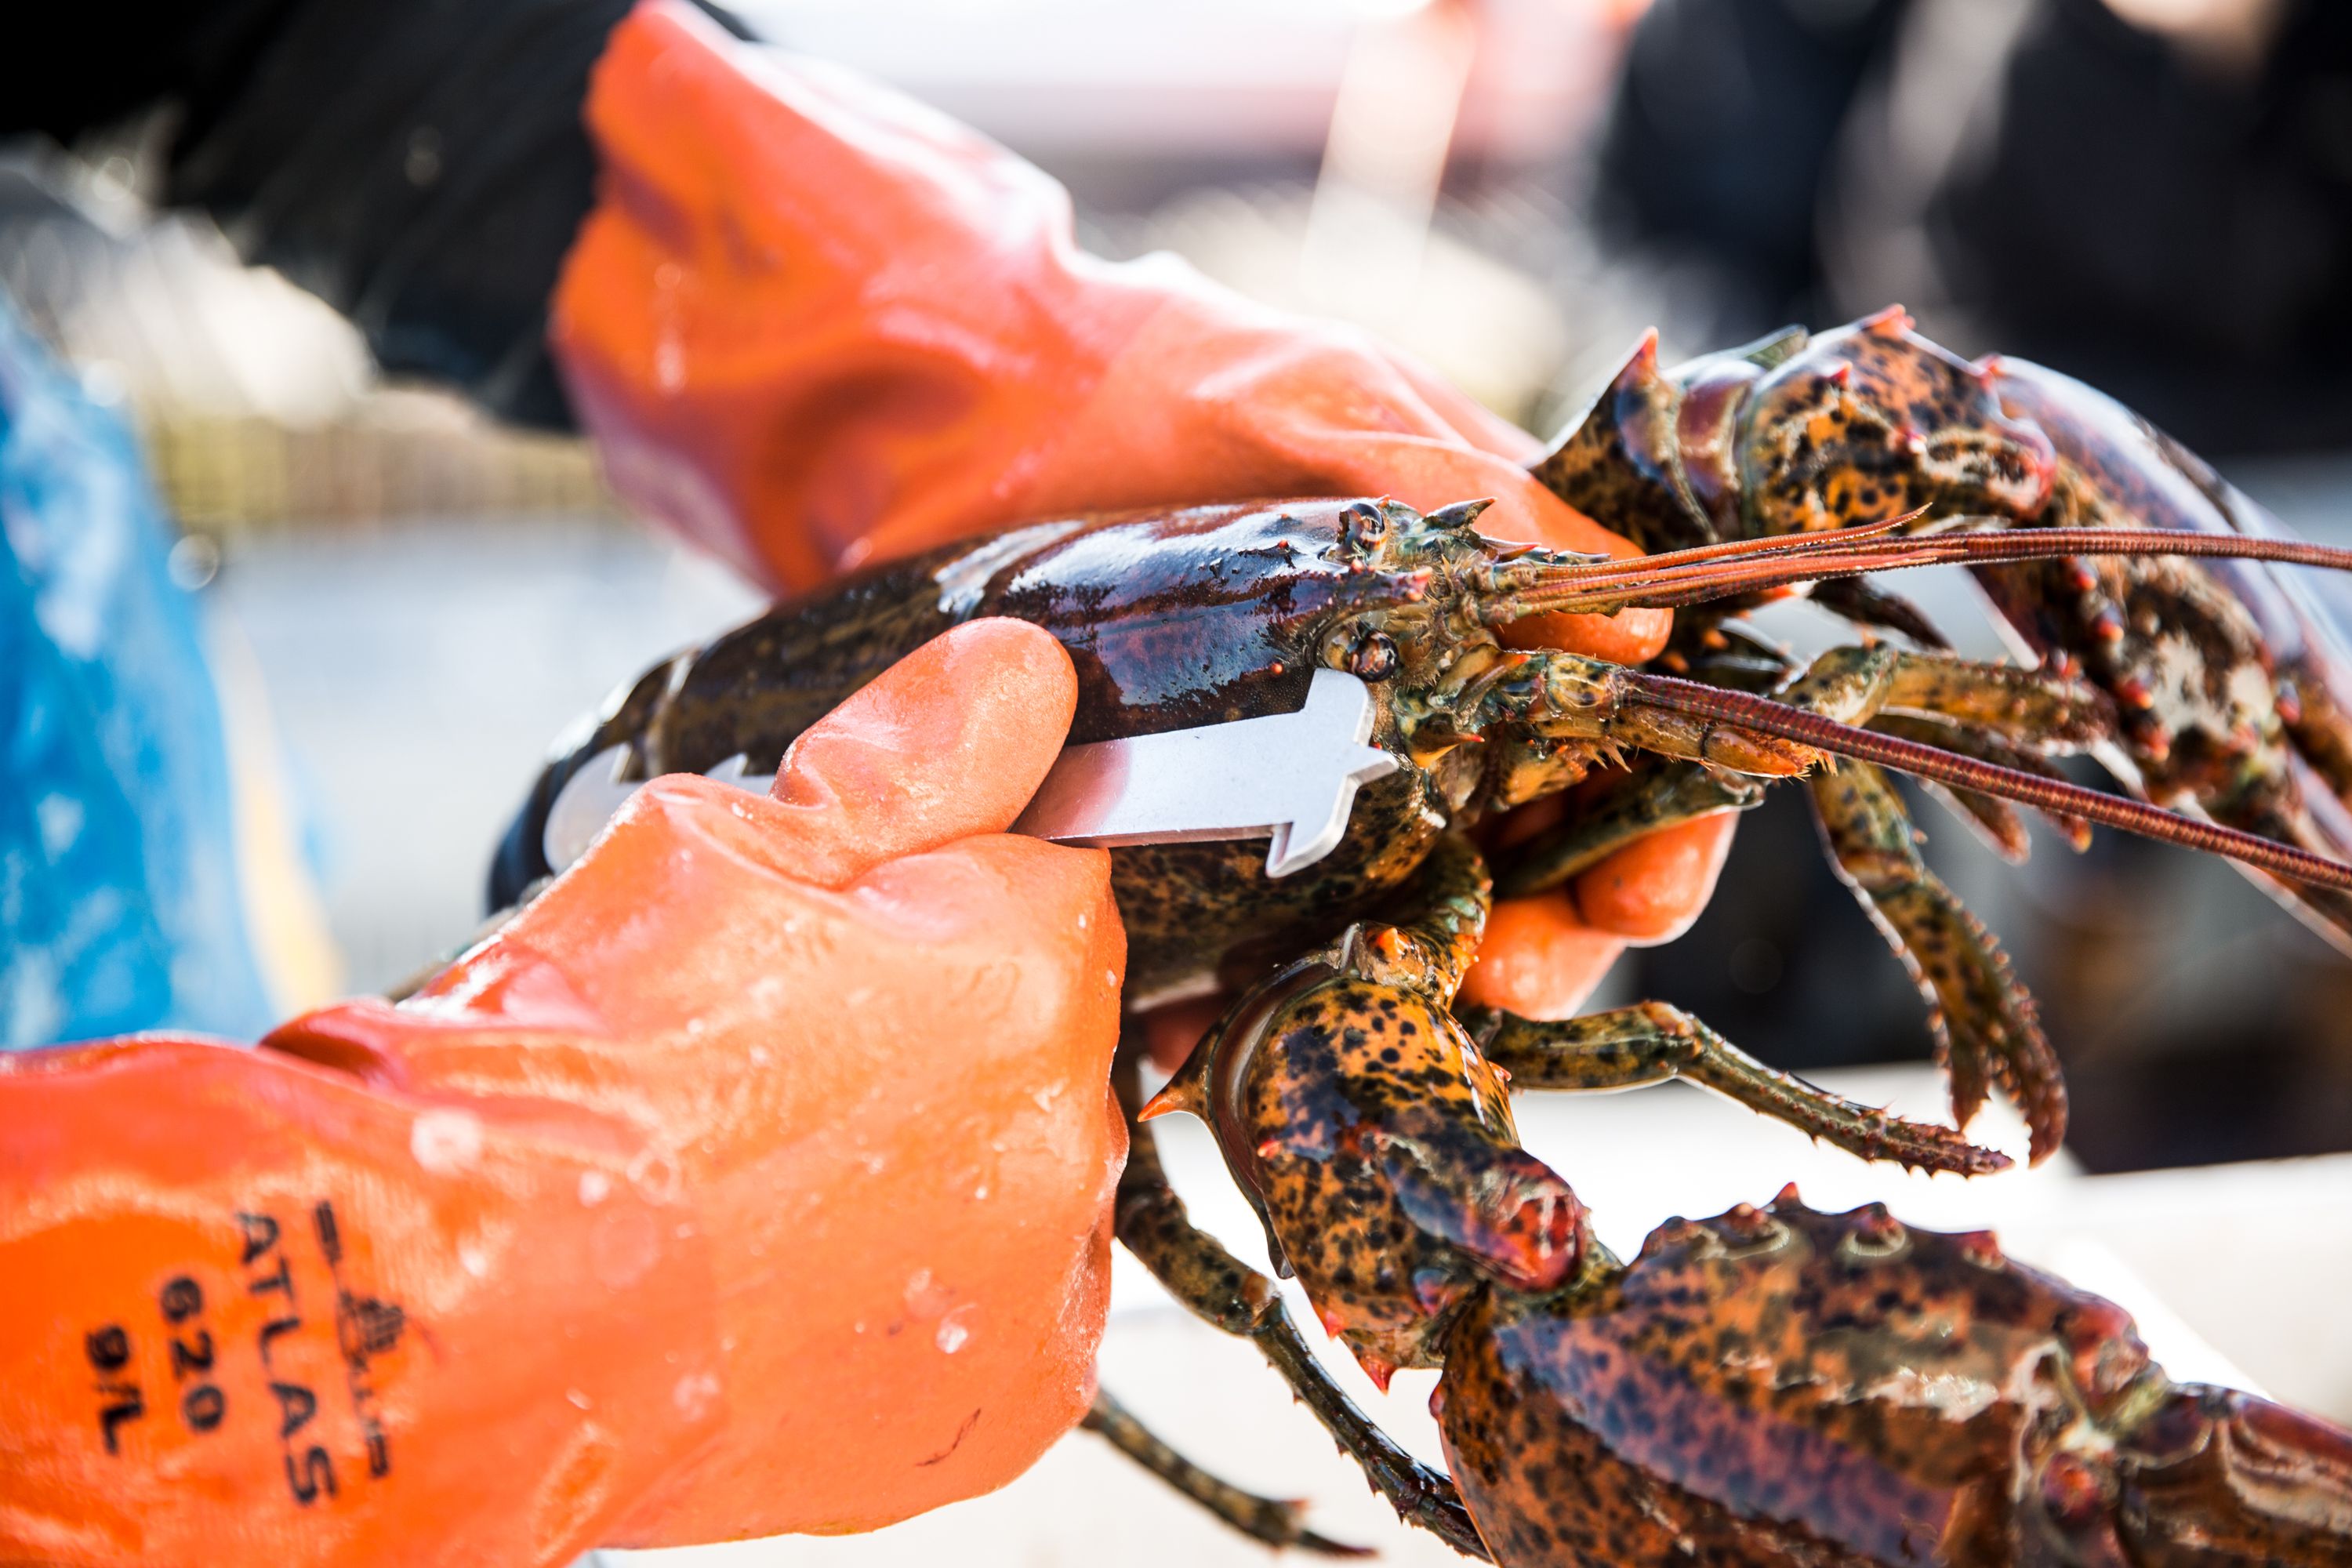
[1867,711,2094,858]
[1691,637,2100,841]
[1483,640,2073,1159]
[1808,574,1951,648]
[1769,643,2107,751]
[1467,641,2105,791]
[1491,760,1762,900]
[1492,644,2098,895]
[1809,757,2063,1161]
[1080,1387,1368,1556]
[1110,1044,1492,1559]
[1777,644,2101,861]
[1772,644,2070,1160]
[1461,1002,2009,1176]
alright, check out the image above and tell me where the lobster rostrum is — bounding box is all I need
[490,474,2352,1561]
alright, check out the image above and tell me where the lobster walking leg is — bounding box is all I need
[1866,712,2092,858]
[1080,1388,1367,1556]
[1483,641,2066,1154]
[1772,644,2101,860]
[1809,758,2062,1159]
[1807,574,1948,648]
[1492,761,1762,900]
[1869,648,2109,742]
[1764,644,2068,1157]
[1677,637,2100,857]
[1110,1045,1492,1559]
[1479,642,2103,870]
[1461,1001,2009,1174]
[1762,644,2107,760]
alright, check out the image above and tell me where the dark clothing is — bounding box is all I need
[1594,0,1913,344]
[8,0,746,429]
[1933,0,2352,452]
[1596,0,2352,455]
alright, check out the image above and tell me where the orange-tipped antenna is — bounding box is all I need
[1621,670,2352,891]
[1479,521,2352,621]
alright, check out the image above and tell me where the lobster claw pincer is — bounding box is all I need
[1433,1189,2352,1567]
[1145,946,1588,1388]
[2109,1385,2352,1567]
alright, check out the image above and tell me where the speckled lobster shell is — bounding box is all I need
[1436,1192,2352,1567]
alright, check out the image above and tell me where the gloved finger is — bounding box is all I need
[1455,895,1627,1022]
[1138,992,1229,1074]
[360,619,1086,1071]
[1572,811,1740,946]
[760,619,1077,887]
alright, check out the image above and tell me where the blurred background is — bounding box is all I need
[8,0,2352,1552]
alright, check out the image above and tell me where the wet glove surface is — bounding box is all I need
[0,619,1125,1563]
[554,0,1733,1018]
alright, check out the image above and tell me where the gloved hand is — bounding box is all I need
[551,0,1737,1023]
[0,620,1125,1564]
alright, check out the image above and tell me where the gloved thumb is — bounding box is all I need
[759,618,1078,887]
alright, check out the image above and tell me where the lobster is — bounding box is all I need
[483,325,2352,1560]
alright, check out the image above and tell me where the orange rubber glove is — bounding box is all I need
[0,620,1125,1566]
[550,0,1736,1022]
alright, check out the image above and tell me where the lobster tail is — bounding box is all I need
[1530,328,1704,552]
[1534,325,1825,554]
[1737,313,2057,539]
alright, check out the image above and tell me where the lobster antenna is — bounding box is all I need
[1483,521,2352,619]
[1621,670,2352,891]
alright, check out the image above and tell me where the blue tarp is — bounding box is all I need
[0,296,273,1047]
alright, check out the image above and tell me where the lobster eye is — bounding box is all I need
[1348,631,1400,681]
[1343,500,1388,550]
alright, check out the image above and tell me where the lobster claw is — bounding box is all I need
[1372,1116,1587,1295]
[2114,1384,2352,1566]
